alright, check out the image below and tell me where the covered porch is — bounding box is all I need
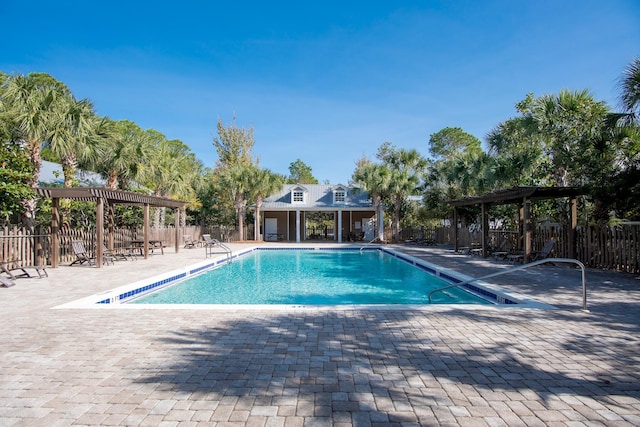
[260,208,381,243]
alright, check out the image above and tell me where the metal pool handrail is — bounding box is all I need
[427,258,588,311]
[360,236,381,252]
[206,238,232,263]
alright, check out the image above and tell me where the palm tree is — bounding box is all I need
[216,163,254,240]
[384,148,427,241]
[47,96,101,187]
[93,119,149,190]
[352,162,391,241]
[249,167,285,241]
[137,130,197,227]
[1,73,68,225]
[520,89,609,188]
[619,57,640,123]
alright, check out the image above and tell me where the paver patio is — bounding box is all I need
[1,243,638,426]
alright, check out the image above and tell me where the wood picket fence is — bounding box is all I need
[0,225,234,267]
[2,223,640,273]
[401,223,640,274]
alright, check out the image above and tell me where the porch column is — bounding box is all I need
[296,210,301,243]
[379,208,384,241]
[337,210,343,243]
[350,211,353,234]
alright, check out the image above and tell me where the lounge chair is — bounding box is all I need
[1,259,48,279]
[0,275,16,287]
[405,231,424,244]
[183,234,202,249]
[102,244,133,262]
[203,234,232,258]
[507,240,556,264]
[70,240,95,266]
[421,233,436,245]
[489,239,510,260]
[532,240,556,261]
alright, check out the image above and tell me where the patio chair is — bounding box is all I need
[405,231,424,244]
[183,234,202,249]
[102,244,133,262]
[489,238,510,260]
[0,275,16,287]
[202,234,216,248]
[1,258,48,279]
[70,240,96,266]
[532,240,556,261]
[507,240,556,264]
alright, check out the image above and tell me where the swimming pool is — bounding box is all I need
[130,249,491,305]
[57,246,547,309]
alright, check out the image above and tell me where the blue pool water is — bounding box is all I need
[130,249,490,305]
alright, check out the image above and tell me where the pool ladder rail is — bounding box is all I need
[205,238,232,263]
[360,236,382,252]
[427,258,589,311]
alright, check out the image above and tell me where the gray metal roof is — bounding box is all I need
[261,184,374,210]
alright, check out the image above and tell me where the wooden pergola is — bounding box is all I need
[36,187,188,268]
[448,186,583,262]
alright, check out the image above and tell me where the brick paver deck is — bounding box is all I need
[1,243,638,426]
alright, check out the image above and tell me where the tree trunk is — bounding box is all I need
[235,195,246,241]
[61,153,78,188]
[106,169,118,189]
[254,196,263,241]
[22,139,43,228]
[394,196,402,242]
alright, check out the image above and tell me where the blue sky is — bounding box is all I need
[2,1,639,184]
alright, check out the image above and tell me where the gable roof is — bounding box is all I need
[261,184,374,210]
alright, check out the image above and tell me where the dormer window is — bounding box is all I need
[334,190,346,204]
[292,190,305,203]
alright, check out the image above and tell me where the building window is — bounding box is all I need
[334,190,346,204]
[293,190,304,203]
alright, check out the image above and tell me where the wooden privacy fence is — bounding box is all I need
[403,224,640,274]
[2,224,640,273]
[0,225,233,267]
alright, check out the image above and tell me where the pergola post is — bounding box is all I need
[447,187,583,263]
[453,207,459,253]
[143,204,150,259]
[51,198,60,268]
[36,187,187,268]
[481,202,489,257]
[569,196,577,259]
[523,197,532,263]
[174,208,180,253]
[96,197,104,268]
[107,202,115,250]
